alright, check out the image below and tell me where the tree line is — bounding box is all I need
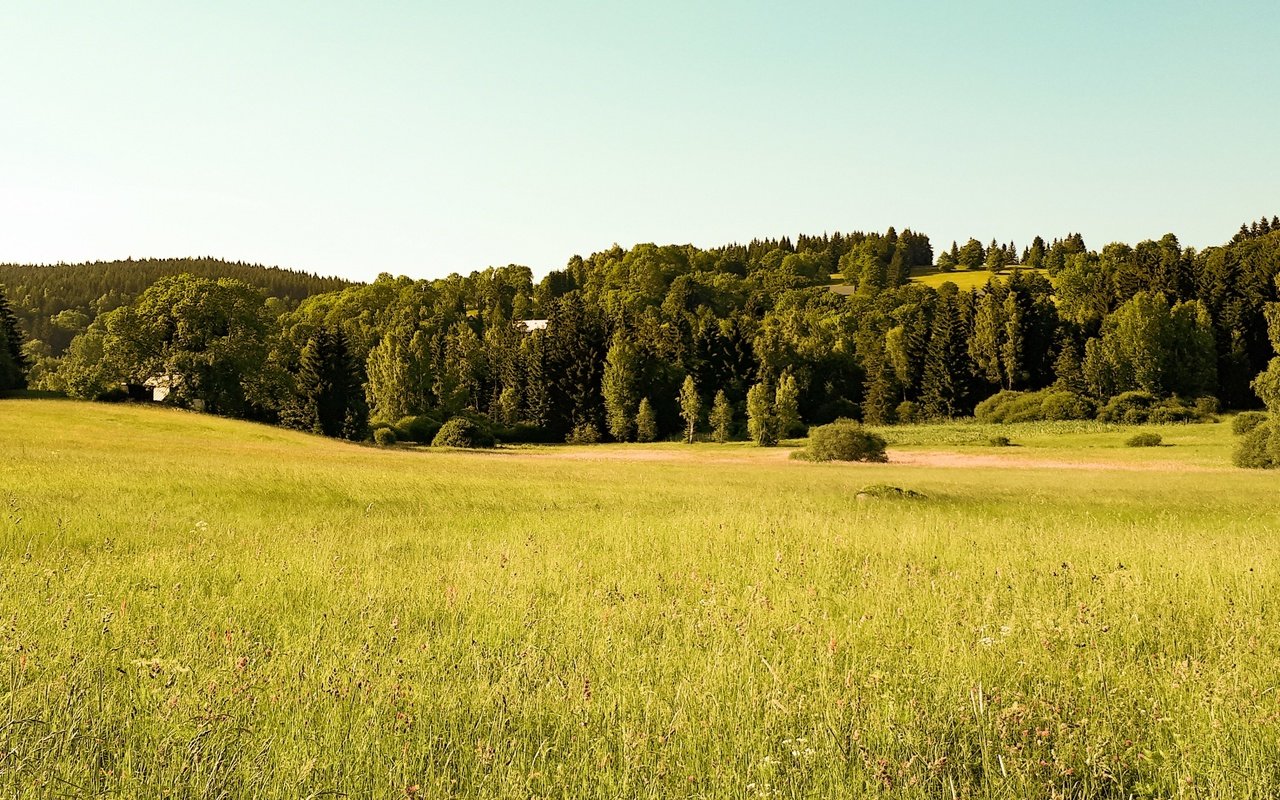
[2,218,1279,458]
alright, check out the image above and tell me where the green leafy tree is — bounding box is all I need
[746,381,777,446]
[709,389,734,442]
[678,375,701,444]
[635,397,658,443]
[957,238,986,270]
[1000,291,1025,389]
[774,372,801,438]
[602,333,640,441]
[365,333,412,422]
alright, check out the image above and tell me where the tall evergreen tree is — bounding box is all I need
[709,389,734,443]
[0,287,29,390]
[920,293,968,418]
[635,397,658,443]
[295,327,368,439]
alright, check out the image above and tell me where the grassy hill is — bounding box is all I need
[829,266,1050,295]
[3,399,1278,798]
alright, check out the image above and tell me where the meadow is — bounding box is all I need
[2,399,1279,798]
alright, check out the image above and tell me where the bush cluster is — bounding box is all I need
[794,419,887,463]
[974,389,1095,424]
[1097,392,1214,424]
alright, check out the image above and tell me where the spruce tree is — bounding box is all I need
[709,389,733,443]
[920,294,967,418]
[0,287,28,390]
[635,397,658,443]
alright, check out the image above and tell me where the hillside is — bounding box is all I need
[0,257,354,355]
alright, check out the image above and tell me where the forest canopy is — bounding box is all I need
[4,217,1280,460]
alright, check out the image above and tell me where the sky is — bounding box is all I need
[1,1,1277,282]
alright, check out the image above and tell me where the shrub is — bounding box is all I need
[1232,411,1268,436]
[1097,391,1157,424]
[565,422,601,444]
[794,419,887,463]
[895,401,920,424]
[988,435,1012,447]
[1234,422,1278,468]
[373,427,398,447]
[1125,432,1162,448]
[431,417,494,448]
[395,415,441,444]
[975,389,1095,423]
[1193,396,1220,418]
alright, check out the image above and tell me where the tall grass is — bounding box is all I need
[2,400,1278,797]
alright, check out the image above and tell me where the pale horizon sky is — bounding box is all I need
[2,1,1277,282]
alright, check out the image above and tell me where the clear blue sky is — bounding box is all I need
[2,1,1276,281]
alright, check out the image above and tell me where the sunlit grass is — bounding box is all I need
[2,400,1277,798]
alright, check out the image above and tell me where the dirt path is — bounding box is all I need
[889,449,1224,473]
[481,445,1224,473]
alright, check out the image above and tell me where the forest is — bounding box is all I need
[3,216,1280,465]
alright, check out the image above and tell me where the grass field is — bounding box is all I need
[3,400,1279,798]
[828,267,1047,295]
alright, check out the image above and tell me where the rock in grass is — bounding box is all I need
[856,484,926,501]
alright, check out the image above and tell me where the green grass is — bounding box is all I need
[3,400,1279,798]
[828,267,1048,294]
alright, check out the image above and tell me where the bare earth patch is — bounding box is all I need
[889,449,1224,473]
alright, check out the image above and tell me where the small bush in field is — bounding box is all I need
[373,427,398,447]
[1125,432,1162,448]
[432,417,494,448]
[1234,423,1277,469]
[1232,411,1268,436]
[794,420,887,463]
[988,435,1012,447]
[565,422,601,445]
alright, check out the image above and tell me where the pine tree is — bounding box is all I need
[678,375,701,444]
[709,389,733,443]
[635,397,658,443]
[0,287,29,390]
[602,333,640,441]
[920,294,967,418]
[296,327,367,439]
[746,382,777,446]
[1052,339,1087,395]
